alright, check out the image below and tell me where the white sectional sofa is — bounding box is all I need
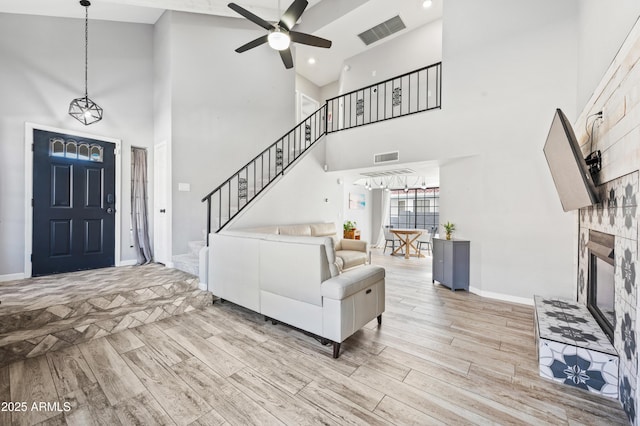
[209,223,385,358]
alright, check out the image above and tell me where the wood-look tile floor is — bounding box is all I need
[1,250,629,425]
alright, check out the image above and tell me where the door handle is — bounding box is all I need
[160,209,166,213]
[106,207,114,214]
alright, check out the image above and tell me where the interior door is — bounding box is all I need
[32,129,116,276]
[153,141,170,265]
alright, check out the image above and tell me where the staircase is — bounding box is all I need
[200,62,442,242]
[0,264,212,367]
[171,64,442,281]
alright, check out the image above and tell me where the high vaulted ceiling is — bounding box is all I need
[0,0,442,87]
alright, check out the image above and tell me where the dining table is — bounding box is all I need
[390,228,424,259]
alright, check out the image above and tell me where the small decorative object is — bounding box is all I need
[392,87,402,106]
[343,220,357,239]
[349,192,365,210]
[305,124,311,143]
[238,178,248,200]
[69,0,103,125]
[275,148,283,167]
[356,98,364,116]
[442,221,455,240]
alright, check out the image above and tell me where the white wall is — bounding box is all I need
[577,2,640,111]
[320,81,339,104]
[435,0,581,301]
[296,74,322,105]
[326,0,581,302]
[0,13,154,276]
[165,12,296,254]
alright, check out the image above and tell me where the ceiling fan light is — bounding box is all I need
[268,30,291,50]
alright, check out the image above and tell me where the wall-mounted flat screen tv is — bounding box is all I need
[543,108,599,212]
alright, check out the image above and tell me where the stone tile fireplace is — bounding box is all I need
[578,172,638,422]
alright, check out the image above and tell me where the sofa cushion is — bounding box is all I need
[336,250,367,269]
[242,226,280,234]
[321,265,385,300]
[310,222,337,237]
[279,224,312,236]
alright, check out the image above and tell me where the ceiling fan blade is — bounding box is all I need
[279,48,294,69]
[289,31,332,48]
[228,3,274,31]
[279,0,308,31]
[235,35,269,53]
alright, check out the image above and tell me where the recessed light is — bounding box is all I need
[422,0,433,8]
[308,57,316,65]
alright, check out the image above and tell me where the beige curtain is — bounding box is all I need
[131,147,153,264]
[375,190,391,248]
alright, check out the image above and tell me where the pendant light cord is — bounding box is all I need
[84,3,89,99]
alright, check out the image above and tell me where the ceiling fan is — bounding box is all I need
[228,0,332,69]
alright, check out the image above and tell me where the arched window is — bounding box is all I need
[90,145,103,162]
[65,140,78,158]
[50,138,65,157]
[78,143,90,160]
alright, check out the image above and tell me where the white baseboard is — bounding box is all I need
[118,259,138,267]
[164,261,175,268]
[0,273,25,282]
[469,286,534,306]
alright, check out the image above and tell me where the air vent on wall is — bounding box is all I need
[373,151,400,164]
[357,15,406,46]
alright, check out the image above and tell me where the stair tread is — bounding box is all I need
[0,278,201,335]
[0,264,197,316]
[0,289,213,367]
[0,289,211,340]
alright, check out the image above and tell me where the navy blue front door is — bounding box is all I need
[32,129,116,276]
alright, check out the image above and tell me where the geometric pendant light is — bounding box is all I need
[69,0,103,125]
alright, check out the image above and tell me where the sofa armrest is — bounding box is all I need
[321,265,385,300]
[337,239,368,253]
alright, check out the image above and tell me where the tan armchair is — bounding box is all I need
[335,238,369,270]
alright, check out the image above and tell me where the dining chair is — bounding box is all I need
[417,230,432,256]
[383,226,402,254]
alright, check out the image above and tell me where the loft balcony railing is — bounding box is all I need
[325,62,441,133]
[202,105,326,241]
[202,62,442,241]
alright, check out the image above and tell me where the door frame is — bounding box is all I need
[24,122,122,278]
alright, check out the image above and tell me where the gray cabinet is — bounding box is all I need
[432,238,470,291]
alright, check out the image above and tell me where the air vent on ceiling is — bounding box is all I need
[358,15,406,46]
[373,151,400,164]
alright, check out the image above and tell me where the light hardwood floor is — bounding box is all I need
[1,250,629,425]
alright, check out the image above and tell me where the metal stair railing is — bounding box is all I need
[202,104,327,242]
[326,62,441,133]
[202,62,442,243]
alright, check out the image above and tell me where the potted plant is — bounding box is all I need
[343,220,357,239]
[442,221,455,240]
